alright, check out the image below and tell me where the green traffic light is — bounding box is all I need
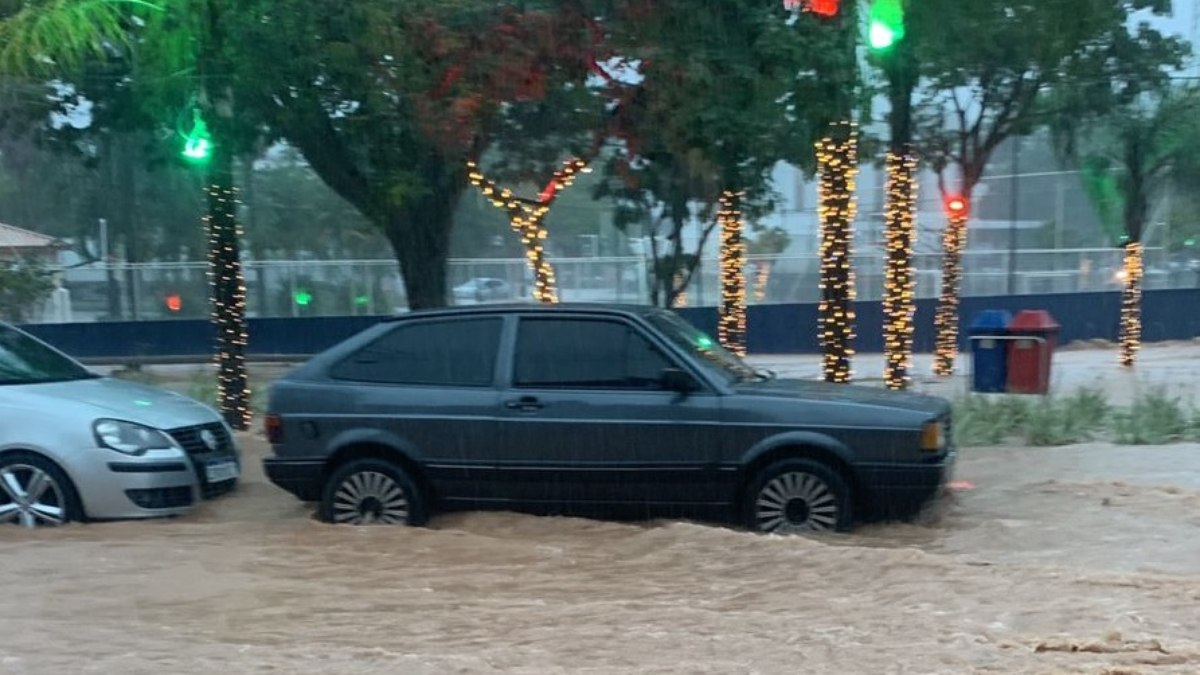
[183,136,211,160]
[294,290,313,306]
[869,22,897,49]
[354,294,370,306]
[182,112,212,163]
[868,0,905,51]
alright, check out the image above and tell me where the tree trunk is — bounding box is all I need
[382,188,456,311]
[816,123,859,383]
[882,147,918,390]
[516,213,558,303]
[882,32,919,391]
[717,190,746,356]
[1119,241,1143,367]
[206,145,252,430]
[933,207,969,376]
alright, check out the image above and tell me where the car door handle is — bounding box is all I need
[505,396,544,412]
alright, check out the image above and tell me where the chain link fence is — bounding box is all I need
[36,247,1199,322]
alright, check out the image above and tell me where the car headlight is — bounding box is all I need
[93,419,175,456]
[919,420,947,452]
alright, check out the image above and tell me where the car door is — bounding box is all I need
[325,316,504,502]
[493,314,723,510]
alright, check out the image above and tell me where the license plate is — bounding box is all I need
[205,460,240,483]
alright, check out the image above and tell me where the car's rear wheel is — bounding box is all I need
[0,452,83,529]
[745,459,852,534]
[320,458,426,526]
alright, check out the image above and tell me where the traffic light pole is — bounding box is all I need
[877,2,919,391]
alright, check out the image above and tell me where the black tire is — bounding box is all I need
[0,451,84,528]
[319,458,427,526]
[743,459,853,534]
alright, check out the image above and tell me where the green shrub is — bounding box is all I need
[955,387,1112,448]
[1024,399,1076,447]
[1112,387,1189,445]
[1061,386,1110,432]
[953,395,1023,446]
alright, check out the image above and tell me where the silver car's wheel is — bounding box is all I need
[746,459,852,534]
[0,462,69,529]
[320,458,427,526]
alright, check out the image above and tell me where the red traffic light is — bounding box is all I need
[944,194,969,218]
[165,293,182,312]
[783,0,839,16]
[808,0,840,16]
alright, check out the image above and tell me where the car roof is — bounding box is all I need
[381,303,661,323]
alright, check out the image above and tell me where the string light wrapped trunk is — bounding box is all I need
[205,150,251,430]
[717,190,747,356]
[466,158,589,304]
[932,196,969,376]
[815,122,859,383]
[1119,241,1143,367]
[882,148,918,390]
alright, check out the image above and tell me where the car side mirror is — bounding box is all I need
[661,367,699,394]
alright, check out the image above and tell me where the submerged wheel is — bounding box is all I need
[320,458,426,526]
[0,452,82,529]
[745,459,852,534]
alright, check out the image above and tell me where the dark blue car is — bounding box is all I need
[263,305,955,534]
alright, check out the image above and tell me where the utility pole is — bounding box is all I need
[1007,137,1020,295]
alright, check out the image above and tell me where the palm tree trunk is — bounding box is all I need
[717,190,746,356]
[206,145,252,429]
[883,147,918,390]
[816,123,858,383]
[1119,241,1143,367]
[933,211,968,376]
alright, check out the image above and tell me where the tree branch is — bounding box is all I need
[281,104,374,215]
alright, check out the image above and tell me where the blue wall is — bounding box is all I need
[19,288,1200,361]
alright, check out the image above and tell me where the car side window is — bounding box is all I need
[330,318,501,387]
[514,318,673,390]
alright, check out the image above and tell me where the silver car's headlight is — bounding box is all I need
[93,419,175,456]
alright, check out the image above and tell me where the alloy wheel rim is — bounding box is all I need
[332,471,409,525]
[0,464,67,529]
[754,471,838,534]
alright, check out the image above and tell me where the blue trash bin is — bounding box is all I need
[968,310,1013,393]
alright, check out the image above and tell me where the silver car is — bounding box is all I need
[0,323,240,528]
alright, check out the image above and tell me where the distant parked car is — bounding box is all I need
[263,305,955,533]
[0,323,240,529]
[452,278,513,304]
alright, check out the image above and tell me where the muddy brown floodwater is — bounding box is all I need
[3,435,1200,675]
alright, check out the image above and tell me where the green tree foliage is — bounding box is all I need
[0,257,54,322]
[594,0,826,308]
[0,0,141,76]
[1056,85,1200,366]
[911,0,1188,375]
[224,0,604,309]
[915,0,1187,196]
[1065,88,1200,246]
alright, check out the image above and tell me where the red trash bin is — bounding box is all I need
[1005,310,1060,394]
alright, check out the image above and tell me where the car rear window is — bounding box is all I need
[329,317,502,387]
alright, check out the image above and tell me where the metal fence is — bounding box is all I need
[37,247,1199,323]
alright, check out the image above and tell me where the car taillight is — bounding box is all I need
[264,414,283,444]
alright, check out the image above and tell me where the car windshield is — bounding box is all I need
[0,325,96,385]
[645,310,761,383]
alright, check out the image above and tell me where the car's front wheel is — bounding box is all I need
[745,459,852,534]
[320,458,427,526]
[0,452,83,529]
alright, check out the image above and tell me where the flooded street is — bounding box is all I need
[4,435,1200,674]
